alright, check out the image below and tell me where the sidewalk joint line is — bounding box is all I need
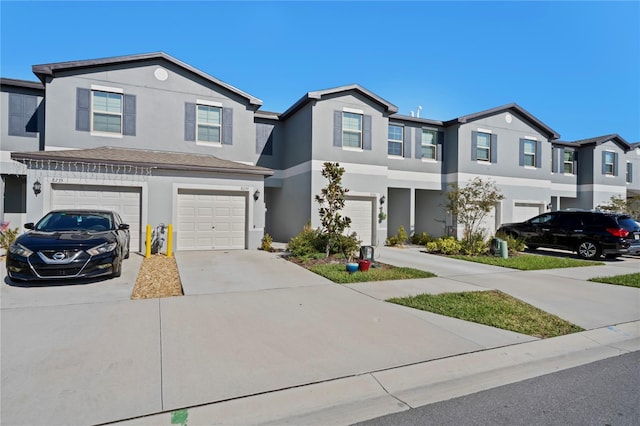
[370,372,412,409]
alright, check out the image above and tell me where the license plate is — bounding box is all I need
[635,233,640,240]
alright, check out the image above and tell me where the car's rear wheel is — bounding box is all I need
[577,240,601,259]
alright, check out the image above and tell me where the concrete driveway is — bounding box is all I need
[1,248,637,425]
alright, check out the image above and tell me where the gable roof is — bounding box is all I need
[280,84,398,120]
[0,77,44,91]
[11,147,273,176]
[559,134,633,152]
[31,52,263,107]
[444,103,560,140]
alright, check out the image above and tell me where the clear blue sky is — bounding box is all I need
[2,1,639,142]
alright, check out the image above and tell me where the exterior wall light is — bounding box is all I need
[380,195,385,205]
[253,189,260,201]
[33,180,42,196]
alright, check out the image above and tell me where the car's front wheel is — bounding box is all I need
[112,255,122,278]
[577,240,601,259]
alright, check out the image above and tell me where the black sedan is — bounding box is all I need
[6,210,130,281]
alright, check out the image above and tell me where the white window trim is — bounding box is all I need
[90,88,124,137]
[603,151,616,176]
[476,131,491,162]
[523,140,537,168]
[342,111,363,149]
[196,103,222,144]
[387,155,404,160]
[343,107,364,114]
[563,151,575,175]
[477,128,492,134]
[421,129,437,160]
[387,124,404,158]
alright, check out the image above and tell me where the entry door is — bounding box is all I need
[177,189,246,250]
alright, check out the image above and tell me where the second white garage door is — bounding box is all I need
[51,184,142,251]
[513,203,543,223]
[177,189,247,250]
[343,197,374,246]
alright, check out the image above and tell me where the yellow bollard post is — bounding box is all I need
[166,224,173,258]
[145,224,152,258]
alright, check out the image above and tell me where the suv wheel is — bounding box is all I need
[577,240,601,259]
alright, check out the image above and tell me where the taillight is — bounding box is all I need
[606,228,629,237]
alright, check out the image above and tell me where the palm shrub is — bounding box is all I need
[495,231,526,255]
[0,227,20,252]
[386,225,409,246]
[260,233,273,251]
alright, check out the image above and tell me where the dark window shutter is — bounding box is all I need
[613,152,619,176]
[436,131,444,161]
[76,88,91,132]
[8,94,23,136]
[471,131,478,161]
[333,111,342,147]
[222,108,233,145]
[256,123,274,155]
[363,115,372,150]
[403,126,411,158]
[185,103,196,141]
[490,134,498,163]
[601,151,607,174]
[573,151,578,174]
[628,162,633,183]
[415,128,421,159]
[519,139,525,166]
[552,148,559,173]
[123,94,136,136]
[24,95,38,135]
[536,141,542,168]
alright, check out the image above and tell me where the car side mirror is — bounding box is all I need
[118,223,130,230]
[24,223,34,230]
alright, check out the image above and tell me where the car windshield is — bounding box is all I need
[35,212,114,232]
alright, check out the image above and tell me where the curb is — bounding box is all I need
[112,321,639,426]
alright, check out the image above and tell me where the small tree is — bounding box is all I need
[445,177,504,242]
[597,195,640,218]
[315,162,352,257]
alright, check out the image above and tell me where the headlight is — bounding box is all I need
[9,243,34,257]
[86,242,117,256]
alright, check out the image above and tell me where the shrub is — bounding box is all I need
[260,233,273,251]
[411,232,432,245]
[425,236,463,255]
[460,233,489,256]
[287,224,324,260]
[386,225,408,247]
[0,227,20,252]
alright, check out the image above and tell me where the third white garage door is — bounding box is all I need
[343,196,374,246]
[513,203,543,223]
[177,189,247,250]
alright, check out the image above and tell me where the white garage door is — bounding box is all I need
[177,189,246,250]
[343,197,374,246]
[513,203,543,223]
[51,184,142,251]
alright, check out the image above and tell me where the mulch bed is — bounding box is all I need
[131,254,184,299]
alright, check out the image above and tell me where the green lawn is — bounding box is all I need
[388,290,584,338]
[588,273,640,288]
[308,262,435,284]
[450,254,603,270]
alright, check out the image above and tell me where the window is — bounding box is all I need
[92,91,122,134]
[476,132,491,161]
[388,125,403,156]
[523,140,536,167]
[563,150,575,174]
[342,112,362,148]
[603,151,615,175]
[197,104,222,143]
[421,129,437,159]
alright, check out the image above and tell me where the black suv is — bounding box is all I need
[497,210,640,259]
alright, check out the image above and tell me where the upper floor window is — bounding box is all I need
[388,125,403,156]
[197,104,222,143]
[421,129,437,160]
[76,87,135,136]
[563,150,575,174]
[523,140,536,167]
[603,151,616,176]
[342,112,362,148]
[476,132,491,162]
[92,90,123,134]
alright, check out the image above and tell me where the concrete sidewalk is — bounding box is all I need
[1,247,638,426]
